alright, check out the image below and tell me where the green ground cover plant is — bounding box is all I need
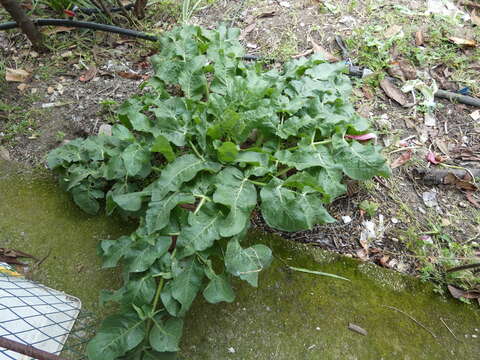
[47,24,389,359]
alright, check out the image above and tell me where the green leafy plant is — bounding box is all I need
[359,199,379,217]
[47,24,389,359]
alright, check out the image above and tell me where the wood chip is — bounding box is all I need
[380,78,408,106]
[415,30,424,46]
[448,36,477,47]
[348,323,368,336]
[5,68,30,82]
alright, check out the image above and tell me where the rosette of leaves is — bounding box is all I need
[47,24,390,359]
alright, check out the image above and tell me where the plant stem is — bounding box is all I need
[248,179,267,186]
[189,140,205,161]
[152,278,165,311]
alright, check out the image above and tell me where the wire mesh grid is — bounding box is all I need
[0,274,82,360]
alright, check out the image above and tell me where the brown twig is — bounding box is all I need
[0,336,69,360]
[382,305,437,339]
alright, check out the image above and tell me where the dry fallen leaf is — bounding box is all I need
[79,65,98,82]
[415,30,424,46]
[309,38,340,62]
[390,150,412,169]
[448,285,480,300]
[117,71,144,80]
[448,36,477,47]
[380,78,408,106]
[5,68,30,82]
[443,173,478,191]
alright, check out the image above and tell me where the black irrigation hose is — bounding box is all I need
[0,19,157,41]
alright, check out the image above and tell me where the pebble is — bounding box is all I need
[227,347,235,353]
[341,216,352,224]
[472,334,478,338]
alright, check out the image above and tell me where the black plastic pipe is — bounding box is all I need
[0,18,157,40]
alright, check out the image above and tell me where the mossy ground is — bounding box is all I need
[1,161,478,359]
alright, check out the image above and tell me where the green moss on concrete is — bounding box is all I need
[0,160,133,316]
[181,232,480,359]
[1,160,479,359]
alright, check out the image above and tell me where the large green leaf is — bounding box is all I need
[177,203,224,252]
[260,178,335,231]
[151,135,176,162]
[333,135,390,180]
[86,310,146,360]
[170,257,204,315]
[124,237,171,273]
[122,143,151,177]
[149,316,184,352]
[203,267,235,303]
[225,239,272,287]
[71,185,104,215]
[274,145,335,171]
[100,236,132,268]
[112,191,148,212]
[213,167,257,237]
[146,192,195,234]
[151,155,221,202]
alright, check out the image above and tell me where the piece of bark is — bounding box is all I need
[0,0,45,51]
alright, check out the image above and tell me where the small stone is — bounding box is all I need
[60,50,73,58]
[459,201,468,208]
[98,124,112,136]
[424,112,436,127]
[469,110,480,121]
[341,216,352,224]
[31,88,37,94]
[279,1,291,7]
[0,146,11,161]
[465,334,469,338]
[391,218,399,224]
[227,347,235,353]
[472,334,478,338]
[475,328,478,332]
[47,86,55,94]
[316,327,320,330]
[17,83,28,91]
[441,218,451,226]
[422,191,438,208]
